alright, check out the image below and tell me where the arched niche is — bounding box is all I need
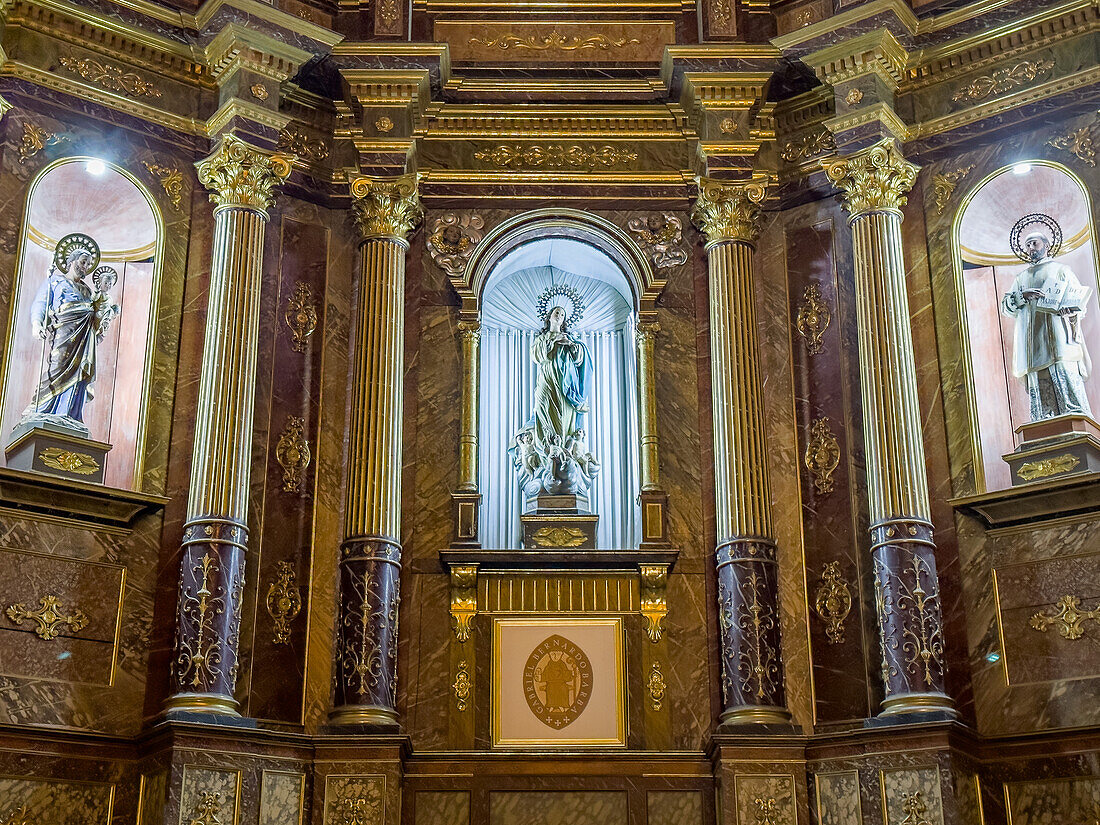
[452,209,668,551]
[953,161,1100,491]
[0,157,163,490]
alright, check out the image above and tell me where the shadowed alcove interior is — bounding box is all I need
[0,157,161,489]
[955,161,1100,491]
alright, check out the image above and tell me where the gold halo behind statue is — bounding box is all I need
[53,233,101,273]
[1009,213,1062,262]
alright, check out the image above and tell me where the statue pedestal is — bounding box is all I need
[1003,413,1100,486]
[521,494,598,550]
[5,420,111,484]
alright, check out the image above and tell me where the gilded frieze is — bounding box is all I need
[474,144,637,170]
[1016,453,1080,481]
[951,58,1055,103]
[58,52,161,99]
[38,447,98,475]
[626,214,688,270]
[265,561,303,644]
[469,33,639,51]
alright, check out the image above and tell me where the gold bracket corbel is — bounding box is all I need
[449,564,478,642]
[639,564,668,643]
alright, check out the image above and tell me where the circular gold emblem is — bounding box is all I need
[523,634,593,729]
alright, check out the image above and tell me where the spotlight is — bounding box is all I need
[86,159,106,176]
[1012,163,1032,175]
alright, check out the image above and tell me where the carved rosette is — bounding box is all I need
[196,134,293,214]
[871,520,949,709]
[332,539,402,724]
[350,173,423,241]
[821,139,919,218]
[715,538,787,721]
[691,176,769,245]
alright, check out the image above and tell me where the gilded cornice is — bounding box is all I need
[204,24,313,83]
[821,139,918,217]
[772,0,918,51]
[196,134,293,212]
[691,175,771,245]
[825,102,911,142]
[349,172,422,241]
[804,29,910,89]
[205,98,292,136]
[423,105,683,139]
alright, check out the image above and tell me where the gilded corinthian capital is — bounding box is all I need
[350,172,423,241]
[691,176,769,245]
[821,139,919,217]
[196,134,293,213]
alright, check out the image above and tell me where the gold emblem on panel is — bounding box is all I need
[523,634,592,729]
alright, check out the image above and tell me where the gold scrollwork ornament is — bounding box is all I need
[452,659,471,711]
[38,446,99,475]
[475,144,637,170]
[277,126,329,163]
[951,58,1055,103]
[265,561,302,645]
[813,561,853,644]
[795,282,830,355]
[469,32,639,51]
[284,281,318,352]
[58,52,161,99]
[275,416,311,493]
[899,791,933,825]
[1047,119,1097,168]
[531,526,586,548]
[5,595,88,640]
[18,120,64,163]
[188,792,222,825]
[931,165,974,214]
[804,417,841,495]
[143,159,184,212]
[1029,594,1100,640]
[647,661,666,711]
[1017,453,1080,481]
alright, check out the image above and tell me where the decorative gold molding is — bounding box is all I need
[265,561,302,645]
[531,527,587,548]
[349,173,422,240]
[284,282,318,353]
[196,134,292,212]
[474,144,638,170]
[639,564,668,643]
[647,661,666,711]
[805,417,840,495]
[1017,453,1080,481]
[931,165,974,213]
[143,159,184,211]
[951,58,1055,103]
[469,32,640,51]
[58,52,161,99]
[450,565,478,642]
[1047,117,1097,167]
[691,175,770,244]
[427,214,485,280]
[5,594,88,640]
[18,120,64,163]
[1029,594,1100,640]
[277,126,329,163]
[38,446,99,475]
[822,138,918,216]
[275,416,311,494]
[795,283,830,355]
[813,561,853,644]
[780,129,836,163]
[452,659,471,711]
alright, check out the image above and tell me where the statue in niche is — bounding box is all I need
[19,233,120,437]
[512,285,600,500]
[1001,214,1092,421]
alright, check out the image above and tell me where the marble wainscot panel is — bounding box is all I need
[0,775,114,825]
[814,770,861,825]
[413,791,469,825]
[259,771,306,825]
[647,790,704,825]
[1005,776,1100,825]
[179,767,242,825]
[489,791,628,825]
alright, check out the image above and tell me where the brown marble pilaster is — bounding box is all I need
[331,173,422,728]
[166,135,292,716]
[692,176,791,726]
[822,140,953,718]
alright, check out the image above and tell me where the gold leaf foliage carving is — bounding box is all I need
[474,144,637,170]
[822,139,918,215]
[899,791,933,825]
[469,32,640,51]
[349,173,422,240]
[143,159,184,211]
[795,282,830,355]
[284,281,319,353]
[1047,117,1098,167]
[58,52,161,99]
[277,126,329,163]
[951,58,1055,103]
[1029,594,1100,640]
[531,526,587,547]
[931,165,974,214]
[804,417,840,495]
[275,416,312,493]
[18,121,64,163]
[1016,453,1080,481]
[189,792,223,825]
[627,214,688,270]
[5,594,88,640]
[265,561,302,645]
[197,135,292,212]
[452,659,471,711]
[38,446,99,474]
[449,565,478,642]
[813,561,852,644]
[639,564,668,643]
[647,661,666,711]
[780,129,836,164]
[691,176,769,244]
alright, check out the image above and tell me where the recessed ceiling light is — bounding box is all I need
[1012,163,1032,175]
[86,159,106,176]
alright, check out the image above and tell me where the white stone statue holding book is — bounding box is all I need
[1001,214,1092,421]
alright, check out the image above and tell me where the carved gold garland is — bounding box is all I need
[951,58,1055,103]
[474,144,638,170]
[469,32,640,51]
[277,126,329,163]
[531,526,587,548]
[780,129,836,164]
[58,52,161,99]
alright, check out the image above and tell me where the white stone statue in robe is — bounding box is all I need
[1001,228,1092,420]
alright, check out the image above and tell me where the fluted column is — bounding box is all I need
[457,321,480,492]
[822,139,953,717]
[636,321,660,492]
[692,176,791,726]
[166,135,292,716]
[330,173,422,727]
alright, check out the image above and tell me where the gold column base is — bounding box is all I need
[879,692,956,717]
[329,704,400,727]
[719,705,792,726]
[163,692,241,717]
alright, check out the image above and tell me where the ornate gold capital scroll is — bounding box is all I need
[821,138,919,217]
[691,176,769,245]
[349,172,423,241]
[196,134,292,213]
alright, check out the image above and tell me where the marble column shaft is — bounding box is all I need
[823,140,952,715]
[168,135,291,715]
[636,321,660,492]
[331,173,421,727]
[692,176,791,725]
